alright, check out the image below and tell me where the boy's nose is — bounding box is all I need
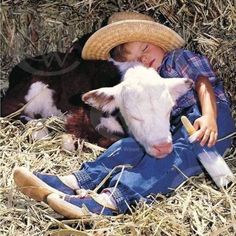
[139,55,147,65]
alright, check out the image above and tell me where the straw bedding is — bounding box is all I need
[0,0,235,235]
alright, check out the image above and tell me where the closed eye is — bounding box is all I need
[130,115,144,122]
[142,44,148,52]
[123,103,144,122]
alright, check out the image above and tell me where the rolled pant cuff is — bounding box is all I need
[73,169,96,190]
[110,185,135,214]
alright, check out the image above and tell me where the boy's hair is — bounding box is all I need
[110,44,128,62]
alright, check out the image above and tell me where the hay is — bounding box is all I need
[0,0,236,235]
[0,116,235,235]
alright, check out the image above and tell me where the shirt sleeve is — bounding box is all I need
[174,49,217,85]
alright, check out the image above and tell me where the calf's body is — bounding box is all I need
[1,52,123,147]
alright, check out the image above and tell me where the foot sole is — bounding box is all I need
[47,193,88,219]
[13,167,66,202]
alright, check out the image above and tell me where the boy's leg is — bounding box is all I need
[107,138,202,214]
[13,137,145,201]
[46,136,200,216]
[73,137,145,190]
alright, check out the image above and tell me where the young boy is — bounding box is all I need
[13,12,235,218]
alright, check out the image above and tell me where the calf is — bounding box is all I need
[82,65,193,157]
[1,51,125,147]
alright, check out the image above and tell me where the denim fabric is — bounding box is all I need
[73,138,145,190]
[73,101,235,214]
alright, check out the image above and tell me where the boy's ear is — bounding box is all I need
[164,78,193,101]
[82,87,118,113]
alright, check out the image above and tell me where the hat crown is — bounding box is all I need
[108,12,155,24]
[82,12,185,60]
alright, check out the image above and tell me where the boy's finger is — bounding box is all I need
[196,128,205,141]
[200,130,210,146]
[207,132,216,147]
[193,120,200,130]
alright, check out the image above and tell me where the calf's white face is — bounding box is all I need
[82,65,193,158]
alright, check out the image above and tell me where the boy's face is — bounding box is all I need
[123,42,165,70]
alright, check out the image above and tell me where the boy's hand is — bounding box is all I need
[193,115,218,147]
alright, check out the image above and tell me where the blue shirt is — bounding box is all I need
[158,49,229,116]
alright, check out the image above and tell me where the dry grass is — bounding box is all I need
[1,117,235,235]
[0,0,236,235]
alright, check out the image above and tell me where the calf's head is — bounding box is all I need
[82,65,193,158]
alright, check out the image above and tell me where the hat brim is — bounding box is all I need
[82,20,185,60]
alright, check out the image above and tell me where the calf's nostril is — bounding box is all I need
[153,142,172,148]
[152,142,173,155]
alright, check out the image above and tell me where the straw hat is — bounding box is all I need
[82,12,185,60]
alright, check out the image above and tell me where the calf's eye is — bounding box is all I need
[130,115,143,122]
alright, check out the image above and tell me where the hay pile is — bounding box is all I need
[1,117,235,235]
[0,0,236,235]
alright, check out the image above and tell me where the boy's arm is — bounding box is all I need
[194,76,218,147]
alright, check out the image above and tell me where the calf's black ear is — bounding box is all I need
[68,32,94,57]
